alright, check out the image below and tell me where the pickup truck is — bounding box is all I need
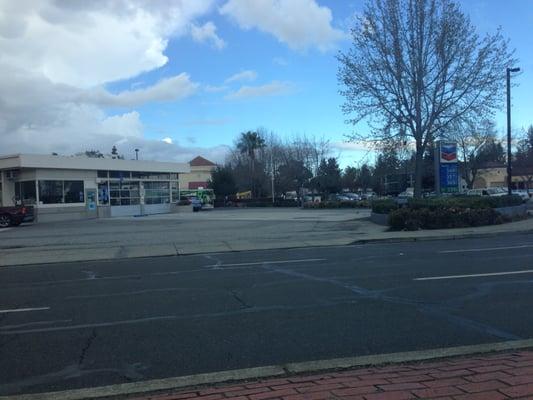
[0,205,34,228]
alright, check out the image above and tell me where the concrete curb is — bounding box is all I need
[349,227,533,246]
[4,339,533,400]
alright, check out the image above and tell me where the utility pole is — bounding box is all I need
[270,150,275,204]
[507,67,520,195]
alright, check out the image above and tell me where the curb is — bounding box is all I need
[349,228,533,246]
[4,339,533,400]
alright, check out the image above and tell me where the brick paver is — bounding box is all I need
[130,351,533,400]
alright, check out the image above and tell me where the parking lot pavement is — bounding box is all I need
[0,208,375,266]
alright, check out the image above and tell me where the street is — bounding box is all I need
[2,233,533,396]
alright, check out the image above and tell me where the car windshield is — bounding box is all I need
[2,1,533,399]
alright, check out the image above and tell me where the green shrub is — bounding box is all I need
[388,207,507,231]
[371,199,398,214]
[408,195,523,210]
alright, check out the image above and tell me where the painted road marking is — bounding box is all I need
[220,258,326,267]
[439,244,533,254]
[415,269,533,281]
[0,306,50,314]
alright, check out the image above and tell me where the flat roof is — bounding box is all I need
[0,154,190,174]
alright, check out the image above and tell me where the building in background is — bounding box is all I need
[0,153,189,222]
[180,156,216,190]
[473,162,533,190]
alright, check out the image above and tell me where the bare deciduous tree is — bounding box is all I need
[338,0,515,197]
[444,119,499,188]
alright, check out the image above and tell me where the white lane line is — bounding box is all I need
[220,258,326,267]
[439,244,533,254]
[0,306,50,314]
[415,270,533,281]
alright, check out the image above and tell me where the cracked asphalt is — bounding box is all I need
[2,232,533,396]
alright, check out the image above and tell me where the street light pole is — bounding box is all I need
[270,150,275,204]
[506,67,520,195]
[135,148,139,160]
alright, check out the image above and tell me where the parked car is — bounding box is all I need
[512,190,531,201]
[329,193,351,201]
[466,187,507,197]
[0,205,34,228]
[398,188,414,198]
[344,193,361,201]
[190,197,202,212]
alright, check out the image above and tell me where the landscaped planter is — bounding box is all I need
[370,212,389,226]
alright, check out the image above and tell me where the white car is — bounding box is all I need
[398,188,414,198]
[466,188,507,197]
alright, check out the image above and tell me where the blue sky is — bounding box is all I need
[1,1,531,167]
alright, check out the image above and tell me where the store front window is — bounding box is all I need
[144,181,170,204]
[16,181,37,205]
[98,182,110,205]
[171,181,179,202]
[38,180,84,204]
[109,181,140,206]
[64,181,85,203]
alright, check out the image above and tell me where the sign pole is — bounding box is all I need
[434,141,441,196]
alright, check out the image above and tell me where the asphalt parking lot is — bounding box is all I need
[0,208,374,263]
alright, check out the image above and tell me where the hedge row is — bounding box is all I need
[371,199,398,214]
[388,207,508,231]
[407,195,523,210]
[371,195,523,214]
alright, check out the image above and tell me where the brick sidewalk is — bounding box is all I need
[129,351,533,400]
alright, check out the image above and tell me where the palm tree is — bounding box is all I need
[236,131,266,197]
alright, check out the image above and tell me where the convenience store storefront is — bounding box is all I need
[0,153,189,222]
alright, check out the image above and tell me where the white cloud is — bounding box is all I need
[0,1,229,163]
[162,137,173,144]
[0,0,214,88]
[204,84,229,93]
[190,21,226,50]
[225,81,294,100]
[225,70,258,83]
[84,74,199,107]
[219,0,346,51]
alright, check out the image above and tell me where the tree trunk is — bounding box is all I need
[413,144,424,198]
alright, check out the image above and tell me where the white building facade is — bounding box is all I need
[0,154,190,222]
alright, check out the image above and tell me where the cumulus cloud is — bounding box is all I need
[0,1,227,162]
[225,70,258,83]
[84,74,199,107]
[204,84,229,93]
[0,0,215,88]
[190,21,226,49]
[225,81,294,100]
[219,0,346,51]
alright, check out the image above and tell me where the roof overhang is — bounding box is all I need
[0,154,190,174]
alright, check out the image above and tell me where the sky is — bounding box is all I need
[0,0,531,168]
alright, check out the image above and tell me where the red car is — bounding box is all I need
[0,206,34,228]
